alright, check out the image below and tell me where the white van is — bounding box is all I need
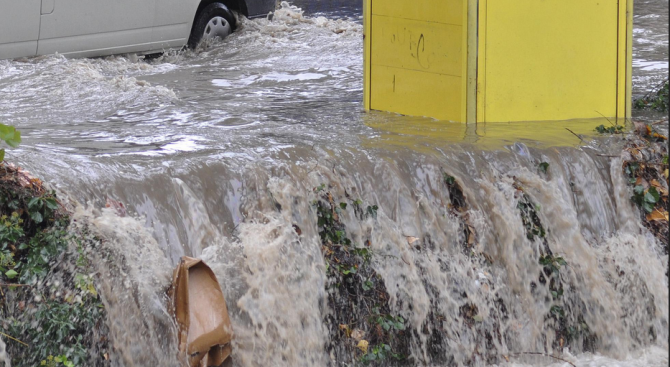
[0,0,276,60]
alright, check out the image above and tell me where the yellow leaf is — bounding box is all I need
[357,340,369,354]
[88,283,98,297]
[664,169,669,179]
[339,324,351,337]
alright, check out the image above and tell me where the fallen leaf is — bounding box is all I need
[350,328,365,341]
[357,340,369,354]
[647,125,668,140]
[650,180,668,196]
[406,236,420,245]
[467,228,476,246]
[646,209,669,222]
[629,148,643,160]
[339,324,351,337]
[635,177,649,188]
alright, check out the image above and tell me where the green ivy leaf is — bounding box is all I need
[5,130,20,148]
[5,269,17,279]
[538,162,549,174]
[28,197,40,208]
[362,280,373,291]
[645,187,660,204]
[45,198,59,210]
[31,211,43,223]
[366,205,378,219]
[0,124,15,141]
[0,149,4,162]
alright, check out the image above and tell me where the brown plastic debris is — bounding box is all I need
[169,257,233,367]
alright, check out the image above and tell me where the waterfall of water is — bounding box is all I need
[72,142,668,367]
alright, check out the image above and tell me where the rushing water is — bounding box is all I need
[0,1,668,366]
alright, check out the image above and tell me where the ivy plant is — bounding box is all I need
[0,123,21,161]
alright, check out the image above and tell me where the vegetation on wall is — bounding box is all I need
[622,122,669,250]
[0,125,109,366]
[634,79,669,112]
[312,185,410,366]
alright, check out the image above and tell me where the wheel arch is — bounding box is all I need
[194,0,249,19]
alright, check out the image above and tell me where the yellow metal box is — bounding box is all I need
[363,0,633,123]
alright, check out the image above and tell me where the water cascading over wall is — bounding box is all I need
[80,142,668,366]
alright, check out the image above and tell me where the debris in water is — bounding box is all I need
[105,198,126,217]
[168,256,233,367]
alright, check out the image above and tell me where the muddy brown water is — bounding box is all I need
[0,1,667,366]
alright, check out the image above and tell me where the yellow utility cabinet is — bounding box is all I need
[364,0,633,123]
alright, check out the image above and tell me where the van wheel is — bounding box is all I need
[188,3,237,49]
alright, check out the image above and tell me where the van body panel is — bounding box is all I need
[37,0,156,55]
[0,0,277,60]
[151,24,191,50]
[152,0,198,44]
[0,42,38,60]
[38,29,154,57]
[0,0,41,58]
[41,0,55,14]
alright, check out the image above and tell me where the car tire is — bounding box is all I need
[188,3,237,49]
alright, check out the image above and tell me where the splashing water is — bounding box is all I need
[0,1,667,366]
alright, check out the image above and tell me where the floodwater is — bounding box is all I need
[0,1,667,366]
[633,0,669,96]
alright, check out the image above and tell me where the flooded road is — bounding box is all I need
[0,1,667,366]
[633,0,669,95]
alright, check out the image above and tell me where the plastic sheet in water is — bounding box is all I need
[169,256,233,367]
